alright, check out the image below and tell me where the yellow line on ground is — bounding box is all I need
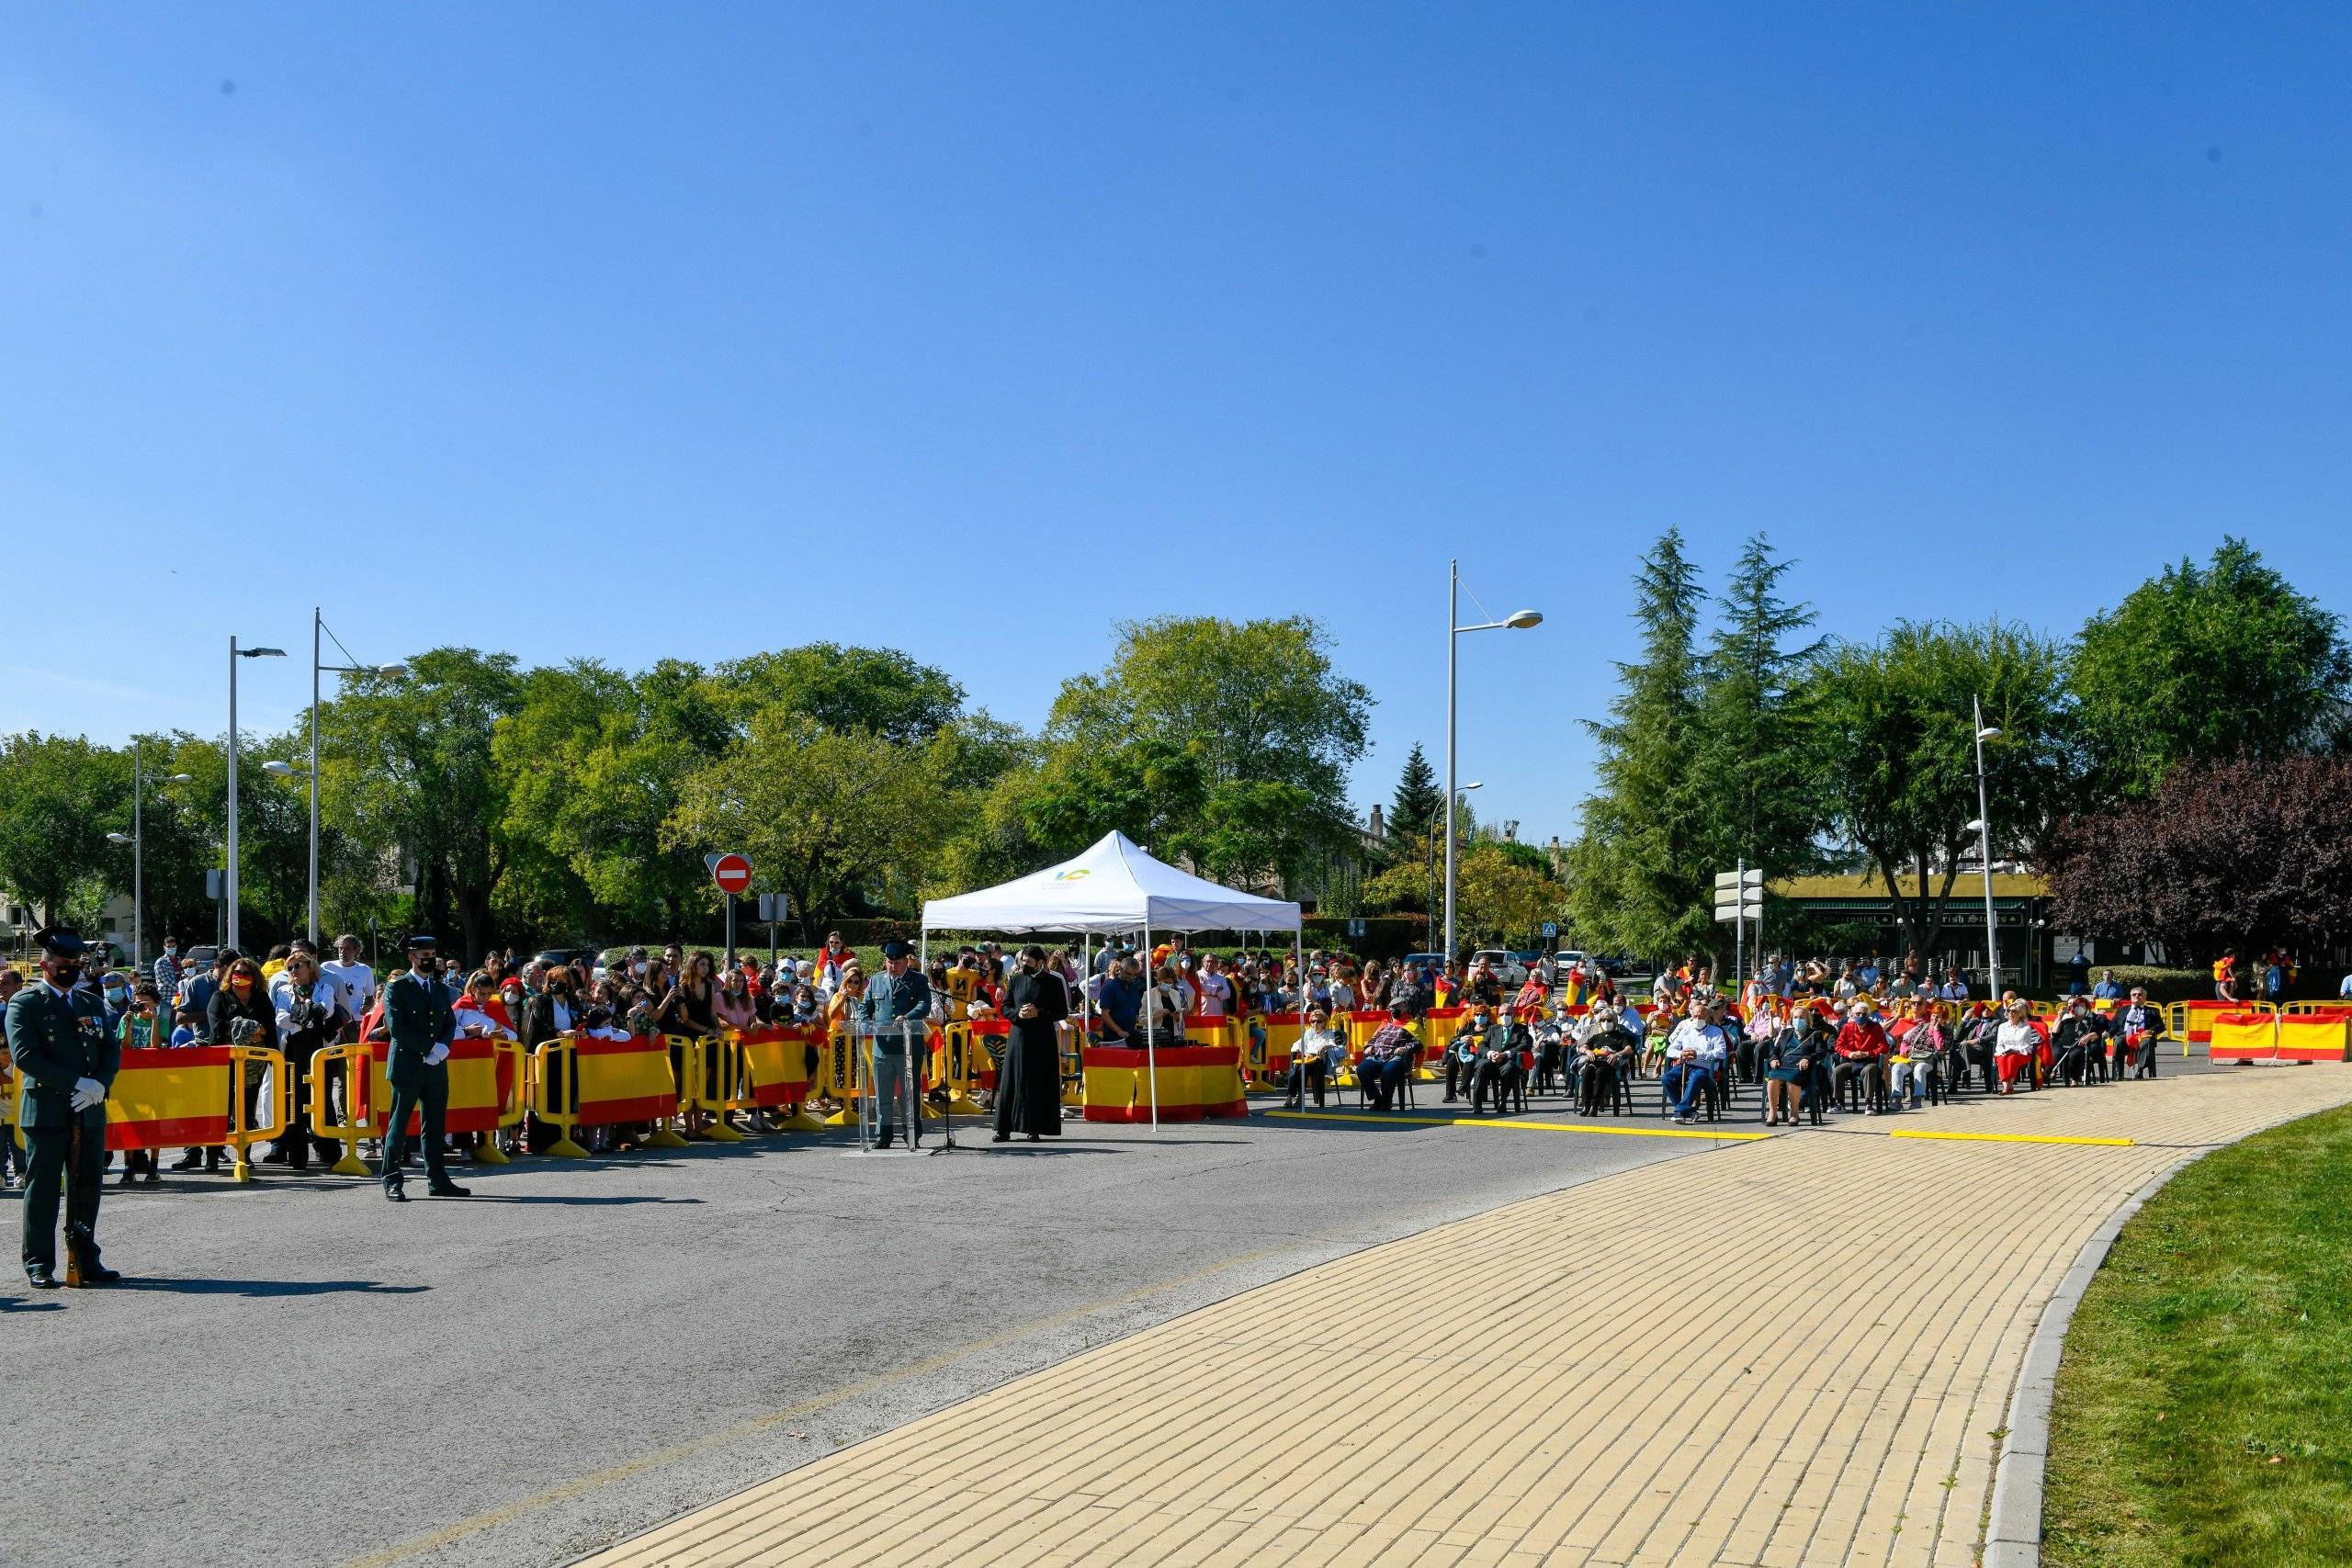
[1264,1110,1768,1141]
[1888,1129,2137,1147]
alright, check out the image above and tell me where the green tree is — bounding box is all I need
[1390,742,1443,840]
[2072,537,2352,800]
[664,708,944,940]
[320,648,524,964]
[1038,615,1372,890]
[1454,841,1567,949]
[122,732,221,949]
[496,658,732,940]
[0,734,128,928]
[1696,534,1826,885]
[1803,620,2074,964]
[709,645,964,744]
[1566,529,1713,964]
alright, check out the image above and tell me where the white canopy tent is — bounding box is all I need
[920,831,1304,1127]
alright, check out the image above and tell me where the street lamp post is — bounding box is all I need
[1434,783,1481,952]
[228,637,288,952]
[1969,695,2004,1000]
[273,609,406,945]
[107,744,196,970]
[1445,558,1541,960]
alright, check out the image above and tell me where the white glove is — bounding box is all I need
[424,1043,450,1067]
[70,1077,106,1112]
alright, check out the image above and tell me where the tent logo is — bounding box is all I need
[1053,868,1091,882]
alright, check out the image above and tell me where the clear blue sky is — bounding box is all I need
[7,4,2348,846]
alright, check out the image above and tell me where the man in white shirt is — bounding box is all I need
[1663,998,1731,1123]
[1194,954,1234,1018]
[2338,970,2352,999]
[320,934,377,1042]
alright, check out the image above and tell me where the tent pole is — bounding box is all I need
[1145,916,1158,1129]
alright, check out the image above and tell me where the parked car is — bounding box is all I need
[1470,950,1529,987]
[532,947,600,975]
[1554,949,1595,982]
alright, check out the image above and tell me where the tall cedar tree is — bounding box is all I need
[1567,529,1715,963]
[1390,742,1444,840]
[1697,535,1826,891]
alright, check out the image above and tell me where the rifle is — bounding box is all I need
[64,1117,83,1288]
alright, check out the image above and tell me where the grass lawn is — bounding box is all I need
[2042,1100,2352,1567]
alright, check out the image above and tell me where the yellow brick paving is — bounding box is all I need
[583,1066,2349,1567]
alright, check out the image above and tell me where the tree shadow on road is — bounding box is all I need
[114,1278,430,1297]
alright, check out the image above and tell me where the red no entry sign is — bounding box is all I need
[710,852,752,895]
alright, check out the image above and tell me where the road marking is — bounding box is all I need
[1266,1110,1769,1141]
[1889,1129,2137,1147]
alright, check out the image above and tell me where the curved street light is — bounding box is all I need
[1446,564,1543,959]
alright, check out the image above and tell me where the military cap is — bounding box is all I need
[30,927,87,957]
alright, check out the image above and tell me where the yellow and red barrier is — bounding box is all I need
[356,1036,526,1161]
[2171,998,2248,1047]
[817,1023,864,1126]
[526,1032,680,1157]
[681,1033,750,1143]
[1080,1043,1249,1123]
[103,1043,288,1183]
[735,1024,823,1131]
[2210,1010,2348,1063]
[1252,1011,1302,1087]
[306,1043,375,1176]
[933,1021,990,1116]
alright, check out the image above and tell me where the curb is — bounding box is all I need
[1981,1098,2344,1565]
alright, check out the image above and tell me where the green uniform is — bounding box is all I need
[379,968,456,1191]
[7,980,119,1280]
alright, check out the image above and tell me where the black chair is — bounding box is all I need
[1658,1063,1723,1122]
[1834,1058,1888,1114]
[1354,1048,1419,1112]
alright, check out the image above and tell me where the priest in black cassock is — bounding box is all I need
[992,945,1069,1142]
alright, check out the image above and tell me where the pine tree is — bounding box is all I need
[1566,529,1716,964]
[1390,742,1444,837]
[1696,534,1826,884]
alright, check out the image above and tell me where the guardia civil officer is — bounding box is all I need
[378,935,469,1201]
[6,928,121,1288]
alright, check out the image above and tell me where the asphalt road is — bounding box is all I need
[1,1084,1765,1568]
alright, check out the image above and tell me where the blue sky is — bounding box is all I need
[6,3,2347,847]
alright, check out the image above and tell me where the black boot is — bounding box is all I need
[874,1125,895,1149]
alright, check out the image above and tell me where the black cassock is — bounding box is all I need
[995,970,1069,1137]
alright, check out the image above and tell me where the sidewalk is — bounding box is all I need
[582,1066,2350,1568]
